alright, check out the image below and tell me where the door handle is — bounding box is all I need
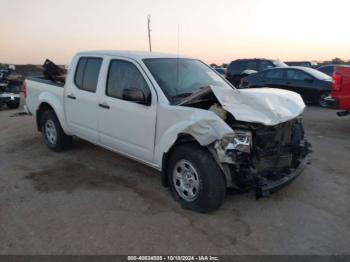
[67,94,76,100]
[99,103,110,109]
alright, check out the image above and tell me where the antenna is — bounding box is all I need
[177,24,180,56]
[147,15,152,52]
[176,24,180,93]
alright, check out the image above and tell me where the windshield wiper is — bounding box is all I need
[171,86,213,104]
[171,92,193,101]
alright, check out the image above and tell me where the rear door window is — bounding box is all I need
[74,57,102,92]
[287,70,313,81]
[74,58,87,89]
[265,69,284,80]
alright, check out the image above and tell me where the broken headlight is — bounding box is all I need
[221,130,252,154]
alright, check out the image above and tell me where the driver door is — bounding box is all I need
[97,58,157,163]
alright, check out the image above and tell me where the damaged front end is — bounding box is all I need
[213,119,311,198]
[177,85,311,198]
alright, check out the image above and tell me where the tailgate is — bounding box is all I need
[331,67,350,111]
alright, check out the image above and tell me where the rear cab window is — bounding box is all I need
[74,57,102,92]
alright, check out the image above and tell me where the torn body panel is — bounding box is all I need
[172,85,311,196]
[178,85,306,126]
[154,104,234,168]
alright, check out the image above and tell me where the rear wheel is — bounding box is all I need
[41,110,72,152]
[168,143,226,213]
[318,92,329,108]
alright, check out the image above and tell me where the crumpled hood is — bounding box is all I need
[211,86,305,126]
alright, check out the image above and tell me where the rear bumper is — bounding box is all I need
[325,96,350,116]
[324,96,338,108]
[256,155,309,198]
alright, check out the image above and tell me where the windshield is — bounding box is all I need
[143,58,235,103]
[302,67,331,80]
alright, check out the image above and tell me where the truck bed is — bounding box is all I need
[25,76,65,117]
[26,76,64,88]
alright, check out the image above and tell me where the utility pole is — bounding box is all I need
[147,15,152,52]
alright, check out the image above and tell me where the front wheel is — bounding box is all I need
[41,110,72,152]
[168,143,226,213]
[7,99,20,109]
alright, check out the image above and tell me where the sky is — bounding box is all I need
[1,0,350,65]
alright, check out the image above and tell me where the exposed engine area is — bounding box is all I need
[177,86,312,197]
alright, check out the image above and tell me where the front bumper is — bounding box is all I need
[0,93,20,104]
[255,155,309,198]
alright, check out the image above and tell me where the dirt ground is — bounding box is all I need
[0,100,349,255]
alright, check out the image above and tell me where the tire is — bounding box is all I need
[41,110,72,152]
[168,143,226,213]
[7,99,20,109]
[318,92,329,108]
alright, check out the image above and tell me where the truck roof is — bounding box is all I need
[76,50,190,61]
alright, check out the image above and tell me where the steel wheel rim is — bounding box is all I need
[45,119,57,145]
[172,159,200,202]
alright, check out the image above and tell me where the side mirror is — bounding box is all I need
[122,88,150,105]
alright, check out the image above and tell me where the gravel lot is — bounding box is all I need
[0,100,349,255]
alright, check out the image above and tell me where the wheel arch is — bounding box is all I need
[36,92,70,134]
[161,133,199,187]
[36,102,54,131]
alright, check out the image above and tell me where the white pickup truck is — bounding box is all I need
[25,51,311,212]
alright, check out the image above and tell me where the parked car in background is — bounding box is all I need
[214,67,226,75]
[0,69,22,110]
[240,66,332,107]
[24,51,310,212]
[317,64,343,77]
[226,59,287,86]
[0,69,14,81]
[0,81,21,109]
[285,61,317,68]
[327,66,350,116]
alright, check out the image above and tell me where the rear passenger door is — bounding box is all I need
[97,58,157,163]
[65,57,103,143]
